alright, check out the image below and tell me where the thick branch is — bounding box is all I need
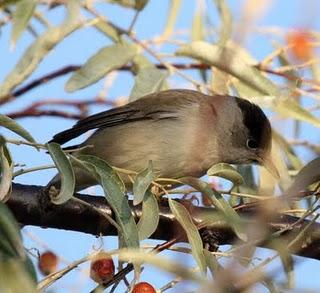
[6,183,320,261]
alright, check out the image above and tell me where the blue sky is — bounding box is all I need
[1,1,320,292]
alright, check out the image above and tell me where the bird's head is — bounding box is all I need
[218,96,279,179]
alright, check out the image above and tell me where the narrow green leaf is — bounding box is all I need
[169,199,207,274]
[211,68,230,95]
[66,43,137,92]
[176,41,280,96]
[24,255,37,282]
[207,163,244,186]
[130,67,168,102]
[0,21,82,100]
[214,0,232,46]
[276,98,320,128]
[232,67,320,128]
[162,0,181,37]
[0,0,20,8]
[133,161,156,205]
[135,0,149,10]
[46,143,75,205]
[78,155,139,249]
[191,12,205,41]
[269,240,294,288]
[116,248,205,283]
[0,203,24,259]
[203,249,223,276]
[132,54,155,73]
[0,140,13,202]
[236,165,257,205]
[108,0,149,10]
[0,114,35,143]
[137,190,159,240]
[283,157,320,197]
[181,177,247,241]
[11,0,36,47]
[94,19,122,42]
[273,130,302,170]
[0,259,36,293]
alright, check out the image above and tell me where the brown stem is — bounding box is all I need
[0,63,209,106]
[6,183,320,261]
[6,99,118,120]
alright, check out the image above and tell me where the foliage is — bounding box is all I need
[0,0,320,292]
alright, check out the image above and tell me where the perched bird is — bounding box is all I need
[48,89,279,191]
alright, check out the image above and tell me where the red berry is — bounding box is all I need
[286,30,314,61]
[132,282,156,293]
[90,252,115,284]
[38,251,58,275]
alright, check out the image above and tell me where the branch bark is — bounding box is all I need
[6,183,320,261]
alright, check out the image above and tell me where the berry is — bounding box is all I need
[132,282,156,293]
[38,251,58,275]
[90,252,115,284]
[287,30,313,61]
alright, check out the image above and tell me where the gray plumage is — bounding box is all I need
[48,89,277,190]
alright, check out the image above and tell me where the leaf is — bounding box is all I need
[132,54,155,73]
[176,41,280,96]
[181,177,247,241]
[0,20,82,100]
[11,0,36,47]
[0,259,36,293]
[0,0,20,8]
[66,43,137,92]
[130,67,168,102]
[78,155,139,249]
[137,190,159,240]
[272,130,302,170]
[269,240,294,288]
[211,68,230,95]
[94,19,122,42]
[108,0,149,10]
[214,0,232,46]
[135,0,149,10]
[0,140,13,202]
[116,248,205,283]
[133,161,156,205]
[283,157,320,197]
[0,114,35,143]
[46,143,75,205]
[162,0,181,37]
[191,12,205,41]
[207,163,244,186]
[169,199,207,274]
[237,165,256,192]
[276,98,320,128]
[203,249,223,276]
[232,68,320,128]
[0,202,24,259]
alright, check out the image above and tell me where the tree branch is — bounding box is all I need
[0,63,209,105]
[6,99,118,120]
[6,183,320,261]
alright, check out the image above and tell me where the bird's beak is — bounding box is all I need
[258,154,280,180]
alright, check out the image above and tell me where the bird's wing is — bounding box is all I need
[49,99,179,145]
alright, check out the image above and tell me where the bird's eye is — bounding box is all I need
[246,138,258,150]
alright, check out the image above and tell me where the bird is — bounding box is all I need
[48,89,279,191]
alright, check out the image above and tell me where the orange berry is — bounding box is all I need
[286,30,313,61]
[38,251,58,275]
[90,252,115,284]
[132,282,156,293]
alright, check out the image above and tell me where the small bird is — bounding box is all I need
[48,89,279,191]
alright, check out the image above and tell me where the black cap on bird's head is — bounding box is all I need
[235,98,279,179]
